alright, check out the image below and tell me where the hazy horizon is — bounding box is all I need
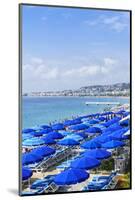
[23,82,129,93]
[22,5,130,93]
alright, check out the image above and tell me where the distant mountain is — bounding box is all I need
[24,82,130,97]
[80,83,130,91]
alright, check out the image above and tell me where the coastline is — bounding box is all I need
[23,95,130,99]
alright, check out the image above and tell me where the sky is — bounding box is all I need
[22,5,130,92]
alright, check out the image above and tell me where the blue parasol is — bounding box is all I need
[22,152,43,165]
[58,138,79,146]
[41,136,56,145]
[69,124,89,131]
[52,123,64,131]
[22,137,45,147]
[45,131,64,139]
[86,119,100,125]
[36,128,52,134]
[54,168,89,185]
[22,128,35,134]
[70,156,101,170]
[83,149,111,160]
[86,127,102,134]
[64,119,81,126]
[81,140,101,149]
[76,132,88,139]
[31,146,55,157]
[102,140,125,149]
[22,167,33,181]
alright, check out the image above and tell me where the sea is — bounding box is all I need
[22,96,129,129]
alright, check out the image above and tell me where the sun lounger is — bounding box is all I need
[44,182,59,193]
[83,172,117,191]
[21,188,44,195]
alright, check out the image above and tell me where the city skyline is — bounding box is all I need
[22,5,130,92]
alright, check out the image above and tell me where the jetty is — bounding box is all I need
[85,102,120,106]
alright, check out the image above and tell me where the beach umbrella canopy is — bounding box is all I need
[22,128,35,134]
[30,131,43,137]
[102,130,113,136]
[81,117,91,122]
[120,119,129,126]
[102,117,121,127]
[22,137,45,147]
[69,124,89,131]
[58,138,79,146]
[111,130,129,140]
[102,140,125,149]
[103,123,122,133]
[83,149,111,160]
[93,124,106,131]
[36,128,52,134]
[54,168,89,185]
[86,119,100,125]
[58,130,72,136]
[86,127,102,134]
[98,116,106,121]
[22,167,33,181]
[22,152,43,165]
[41,136,56,145]
[76,132,88,139]
[65,134,83,141]
[81,140,101,149]
[64,119,81,126]
[52,123,64,130]
[22,134,33,141]
[31,146,55,157]
[40,125,51,129]
[70,156,101,170]
[94,135,113,143]
[46,131,64,139]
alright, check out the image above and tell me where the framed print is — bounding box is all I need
[19,3,132,196]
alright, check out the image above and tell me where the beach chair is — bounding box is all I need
[45,182,59,193]
[30,178,54,190]
[21,188,44,195]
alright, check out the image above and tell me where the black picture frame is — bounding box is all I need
[19,3,132,196]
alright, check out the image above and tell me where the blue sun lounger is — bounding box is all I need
[21,188,44,195]
[83,172,117,191]
[30,175,55,190]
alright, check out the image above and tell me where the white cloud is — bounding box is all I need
[103,16,119,24]
[23,57,117,81]
[84,14,129,32]
[23,56,129,92]
[104,57,117,66]
[31,57,43,64]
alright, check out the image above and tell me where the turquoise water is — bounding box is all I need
[22,96,129,128]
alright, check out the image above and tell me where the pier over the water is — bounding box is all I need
[85,102,120,106]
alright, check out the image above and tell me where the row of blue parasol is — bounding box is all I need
[22,146,115,185]
[22,110,130,184]
[22,113,129,166]
[22,114,129,147]
[22,127,128,148]
[22,109,129,134]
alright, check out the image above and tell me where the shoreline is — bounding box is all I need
[23,95,130,99]
[22,103,130,129]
